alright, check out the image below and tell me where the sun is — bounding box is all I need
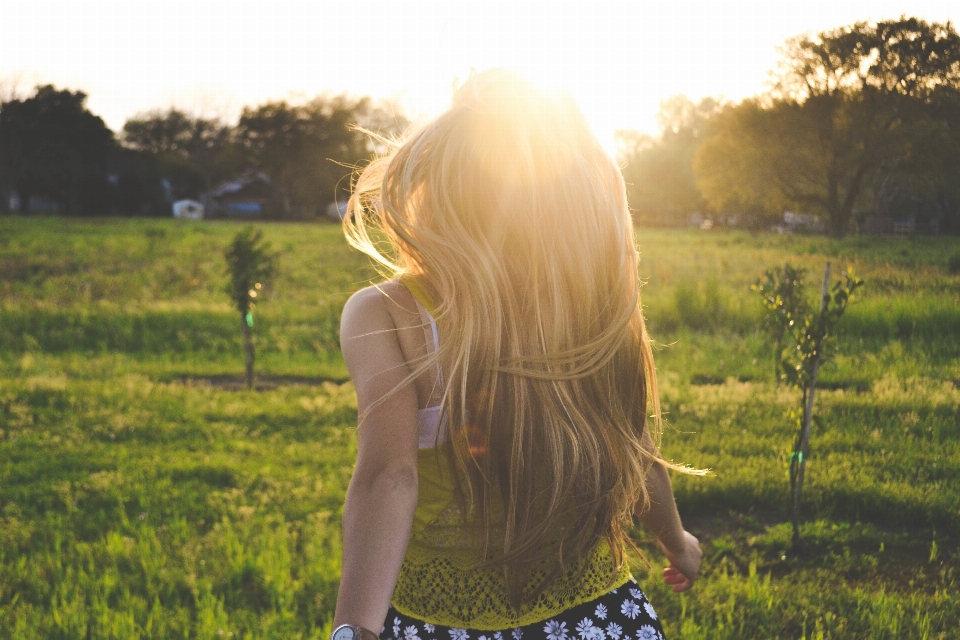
[435,63,629,160]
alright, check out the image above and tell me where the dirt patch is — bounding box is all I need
[176,374,348,391]
[690,373,756,385]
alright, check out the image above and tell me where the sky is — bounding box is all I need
[2,0,958,148]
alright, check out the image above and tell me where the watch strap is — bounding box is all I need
[332,623,380,640]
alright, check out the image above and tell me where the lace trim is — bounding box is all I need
[392,540,632,629]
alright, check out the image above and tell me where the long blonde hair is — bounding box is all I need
[345,70,666,605]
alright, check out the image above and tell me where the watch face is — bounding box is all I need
[333,626,359,640]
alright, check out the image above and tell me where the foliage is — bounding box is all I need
[224,227,276,321]
[949,250,960,274]
[0,85,115,215]
[235,96,407,218]
[690,100,794,225]
[750,264,809,381]
[116,96,407,219]
[753,263,864,548]
[224,227,277,389]
[696,17,960,236]
[752,265,864,388]
[0,219,958,637]
[616,96,722,225]
[122,109,235,203]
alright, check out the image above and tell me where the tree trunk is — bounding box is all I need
[791,262,831,550]
[773,263,789,385]
[241,314,255,390]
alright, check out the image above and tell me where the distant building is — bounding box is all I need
[773,211,826,234]
[5,193,60,213]
[864,193,948,236]
[326,200,348,220]
[27,195,60,213]
[173,199,204,220]
[211,173,277,218]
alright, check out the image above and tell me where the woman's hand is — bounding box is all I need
[634,430,703,594]
[659,530,702,592]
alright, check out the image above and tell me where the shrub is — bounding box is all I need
[947,251,960,274]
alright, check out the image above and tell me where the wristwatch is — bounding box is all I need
[332,624,380,640]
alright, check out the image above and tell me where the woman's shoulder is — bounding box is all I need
[340,280,428,391]
[340,280,418,341]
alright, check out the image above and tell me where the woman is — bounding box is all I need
[333,70,702,640]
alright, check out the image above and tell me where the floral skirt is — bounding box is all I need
[384,578,665,640]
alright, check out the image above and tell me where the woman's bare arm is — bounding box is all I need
[334,286,421,634]
[635,430,702,592]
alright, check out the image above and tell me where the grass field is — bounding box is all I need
[0,217,958,639]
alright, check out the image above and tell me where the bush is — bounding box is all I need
[948,251,960,274]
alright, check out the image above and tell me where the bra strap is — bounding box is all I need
[410,292,445,392]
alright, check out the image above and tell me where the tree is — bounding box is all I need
[236,95,406,218]
[224,228,276,390]
[753,263,863,550]
[122,109,234,208]
[616,95,721,225]
[692,100,794,226]
[0,75,26,214]
[869,84,960,233]
[0,85,114,215]
[695,17,960,236]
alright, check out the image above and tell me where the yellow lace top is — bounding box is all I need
[392,278,632,629]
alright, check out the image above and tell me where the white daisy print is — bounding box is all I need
[393,619,401,638]
[594,603,608,620]
[575,618,594,639]
[629,588,644,601]
[605,623,623,640]
[643,602,657,621]
[511,629,522,640]
[404,626,421,640]
[575,618,603,640]
[620,600,641,619]
[425,625,436,634]
[494,633,503,640]
[449,629,469,640]
[544,620,568,640]
[635,626,658,640]
[479,636,489,640]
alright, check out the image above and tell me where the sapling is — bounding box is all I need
[224,228,276,389]
[752,263,809,385]
[753,262,863,550]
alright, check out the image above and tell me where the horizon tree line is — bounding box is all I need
[617,16,960,237]
[2,16,959,236]
[0,87,406,218]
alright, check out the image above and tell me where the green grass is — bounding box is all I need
[0,217,958,638]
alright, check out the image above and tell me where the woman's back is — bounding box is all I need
[384,278,633,629]
[344,71,659,599]
[332,70,702,640]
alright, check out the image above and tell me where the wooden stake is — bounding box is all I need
[791,262,830,550]
[242,314,255,390]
